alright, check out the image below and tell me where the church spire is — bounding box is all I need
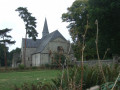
[42,18,49,37]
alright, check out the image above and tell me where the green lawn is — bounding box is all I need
[0,69,60,90]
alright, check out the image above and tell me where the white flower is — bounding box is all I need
[37,78,39,80]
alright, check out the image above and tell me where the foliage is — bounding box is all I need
[62,0,120,60]
[7,47,21,66]
[88,0,120,58]
[1,64,118,90]
[18,64,25,70]
[0,28,15,45]
[51,64,120,89]
[62,0,96,60]
[8,48,21,60]
[0,28,15,67]
[15,7,38,41]
[32,66,37,69]
[52,52,66,66]
[0,44,5,66]
[14,82,55,90]
[16,7,38,65]
[101,82,120,90]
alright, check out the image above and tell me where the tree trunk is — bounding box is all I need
[23,32,27,66]
[3,37,7,69]
[4,47,7,69]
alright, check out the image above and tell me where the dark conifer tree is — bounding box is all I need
[0,28,15,68]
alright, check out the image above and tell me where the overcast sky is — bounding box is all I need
[0,0,75,51]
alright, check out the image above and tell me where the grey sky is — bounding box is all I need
[0,0,75,51]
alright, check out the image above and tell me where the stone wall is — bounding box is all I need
[48,38,69,53]
[21,47,36,67]
[40,53,49,65]
[32,53,40,66]
[74,59,116,66]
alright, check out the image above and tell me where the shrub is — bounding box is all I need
[32,66,37,69]
[18,64,25,70]
[45,64,50,68]
[52,52,66,66]
[101,82,120,90]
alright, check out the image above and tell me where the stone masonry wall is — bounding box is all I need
[75,60,114,66]
[21,48,36,67]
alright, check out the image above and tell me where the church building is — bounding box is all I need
[21,18,73,67]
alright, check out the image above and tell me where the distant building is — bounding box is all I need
[12,53,20,68]
[21,18,74,67]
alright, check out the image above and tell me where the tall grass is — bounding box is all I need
[52,64,120,90]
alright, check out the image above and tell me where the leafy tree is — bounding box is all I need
[15,7,38,65]
[62,0,120,60]
[88,0,120,58]
[62,0,88,42]
[62,0,96,60]
[0,28,15,68]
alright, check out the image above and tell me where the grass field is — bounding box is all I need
[0,69,60,90]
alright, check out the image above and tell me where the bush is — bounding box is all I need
[52,52,66,66]
[45,64,50,68]
[18,64,25,70]
[44,64,60,69]
[31,66,37,69]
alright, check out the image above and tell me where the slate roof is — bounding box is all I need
[22,30,66,53]
[22,39,41,48]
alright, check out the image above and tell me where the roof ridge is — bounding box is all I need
[22,38,41,40]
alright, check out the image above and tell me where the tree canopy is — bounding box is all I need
[62,0,120,60]
[0,28,15,45]
[88,0,120,57]
[15,7,38,40]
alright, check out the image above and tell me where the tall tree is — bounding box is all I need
[62,0,96,60]
[0,28,15,68]
[63,0,120,59]
[88,0,120,57]
[15,7,38,65]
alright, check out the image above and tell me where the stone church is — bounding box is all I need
[21,18,73,67]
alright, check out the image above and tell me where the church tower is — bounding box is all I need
[42,18,49,37]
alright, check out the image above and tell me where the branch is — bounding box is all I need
[95,19,106,84]
[0,28,12,35]
[80,17,88,90]
[111,72,120,90]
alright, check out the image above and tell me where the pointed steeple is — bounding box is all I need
[42,18,49,37]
